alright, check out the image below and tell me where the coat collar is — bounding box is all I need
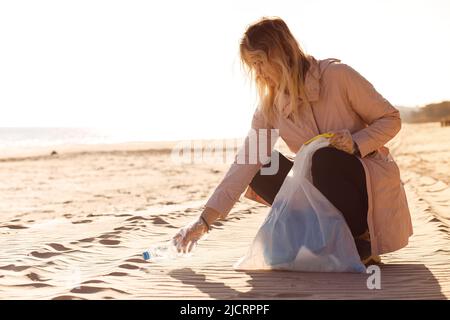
[304,55,321,102]
[279,56,341,117]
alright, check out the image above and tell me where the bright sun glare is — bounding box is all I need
[0,0,449,141]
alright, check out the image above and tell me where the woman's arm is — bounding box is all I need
[173,109,277,252]
[203,109,277,221]
[338,63,401,158]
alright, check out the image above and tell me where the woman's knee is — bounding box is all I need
[249,151,292,191]
[311,147,342,177]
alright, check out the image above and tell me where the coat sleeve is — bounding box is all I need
[338,63,401,158]
[204,109,278,219]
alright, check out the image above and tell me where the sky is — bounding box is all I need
[1,0,449,140]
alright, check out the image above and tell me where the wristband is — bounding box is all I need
[200,215,211,232]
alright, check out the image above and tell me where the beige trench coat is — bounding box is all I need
[205,55,413,255]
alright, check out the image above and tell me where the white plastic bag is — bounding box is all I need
[234,137,366,273]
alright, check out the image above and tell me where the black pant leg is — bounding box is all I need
[249,147,369,238]
[311,147,369,237]
[249,150,293,205]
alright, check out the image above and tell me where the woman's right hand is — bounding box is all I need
[172,207,222,253]
[172,217,209,253]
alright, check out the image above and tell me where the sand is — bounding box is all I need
[0,123,449,300]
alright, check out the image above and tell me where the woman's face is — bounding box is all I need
[252,60,278,87]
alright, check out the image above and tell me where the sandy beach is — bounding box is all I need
[0,122,449,300]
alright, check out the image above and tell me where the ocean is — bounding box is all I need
[0,127,247,159]
[0,127,164,157]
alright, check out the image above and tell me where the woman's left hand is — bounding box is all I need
[328,129,355,154]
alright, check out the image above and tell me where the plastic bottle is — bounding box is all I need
[142,239,197,261]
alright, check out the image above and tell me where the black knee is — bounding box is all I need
[249,151,293,205]
[311,146,368,237]
[311,147,342,180]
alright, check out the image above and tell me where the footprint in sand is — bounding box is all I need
[29,251,61,259]
[114,226,133,231]
[118,264,140,270]
[129,216,178,228]
[70,286,127,295]
[151,217,171,225]
[99,239,121,246]
[171,184,188,190]
[82,280,106,285]
[72,220,93,224]
[0,264,30,272]
[94,194,113,199]
[26,272,48,282]
[105,272,128,277]
[98,234,118,240]
[46,243,71,251]
[52,295,87,300]
[1,224,28,229]
[125,216,151,222]
[15,283,53,288]
[37,210,54,214]
[28,244,74,259]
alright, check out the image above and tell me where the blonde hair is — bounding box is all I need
[240,17,311,125]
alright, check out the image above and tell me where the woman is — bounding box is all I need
[173,17,413,264]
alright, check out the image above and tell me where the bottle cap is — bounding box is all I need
[143,251,150,260]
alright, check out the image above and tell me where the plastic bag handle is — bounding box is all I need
[304,133,335,146]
